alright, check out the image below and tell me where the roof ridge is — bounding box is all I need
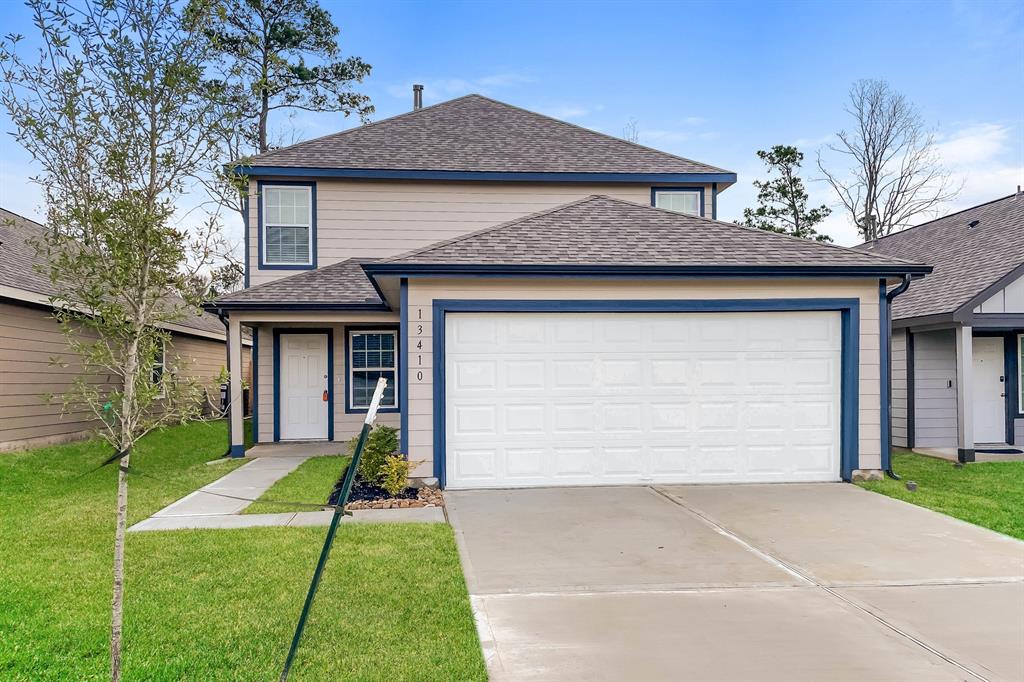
[379,195,607,263]
[237,95,482,167]
[855,193,1021,247]
[465,94,732,175]
[598,195,926,268]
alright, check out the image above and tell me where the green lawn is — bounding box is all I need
[243,455,349,514]
[858,449,1024,540]
[0,421,485,681]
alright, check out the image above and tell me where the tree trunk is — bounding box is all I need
[110,449,130,682]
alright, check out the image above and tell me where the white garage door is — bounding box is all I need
[444,311,841,489]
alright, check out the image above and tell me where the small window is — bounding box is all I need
[1018,334,1023,414]
[653,189,702,216]
[263,185,313,265]
[349,331,398,409]
[152,338,166,398]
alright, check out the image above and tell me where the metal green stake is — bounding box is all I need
[280,378,389,682]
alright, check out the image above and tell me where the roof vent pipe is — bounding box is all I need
[413,84,423,110]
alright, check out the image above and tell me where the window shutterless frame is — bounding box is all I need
[651,187,705,217]
[345,327,400,413]
[258,180,317,269]
[152,338,166,398]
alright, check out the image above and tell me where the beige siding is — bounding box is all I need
[405,278,884,477]
[247,179,715,287]
[0,301,236,452]
[254,319,400,445]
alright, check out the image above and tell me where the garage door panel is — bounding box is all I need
[445,311,841,488]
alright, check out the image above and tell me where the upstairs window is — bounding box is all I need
[653,188,702,216]
[262,184,314,266]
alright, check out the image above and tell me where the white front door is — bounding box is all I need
[972,337,1005,443]
[444,311,842,489]
[280,333,329,441]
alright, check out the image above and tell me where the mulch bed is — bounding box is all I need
[328,474,443,510]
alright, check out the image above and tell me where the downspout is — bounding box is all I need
[882,275,913,479]
[216,308,233,459]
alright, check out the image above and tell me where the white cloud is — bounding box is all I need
[681,116,705,126]
[384,72,534,103]
[934,123,1011,166]
[544,105,589,120]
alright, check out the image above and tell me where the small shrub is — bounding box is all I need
[379,455,424,498]
[348,424,399,484]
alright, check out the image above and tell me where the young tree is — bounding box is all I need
[742,145,832,242]
[1,1,230,678]
[189,0,373,155]
[818,79,960,241]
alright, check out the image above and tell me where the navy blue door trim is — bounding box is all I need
[251,331,259,443]
[432,298,861,488]
[342,324,401,415]
[879,280,892,470]
[273,328,334,442]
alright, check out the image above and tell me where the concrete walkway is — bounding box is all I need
[129,456,445,532]
[448,484,1024,682]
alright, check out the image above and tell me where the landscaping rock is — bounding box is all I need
[905,481,918,492]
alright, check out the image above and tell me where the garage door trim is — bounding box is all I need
[432,299,861,488]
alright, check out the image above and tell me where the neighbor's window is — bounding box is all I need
[152,338,166,398]
[263,185,313,265]
[349,331,398,409]
[1019,334,1023,413]
[653,189,702,216]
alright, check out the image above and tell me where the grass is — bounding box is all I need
[0,421,485,681]
[858,448,1024,540]
[243,455,349,514]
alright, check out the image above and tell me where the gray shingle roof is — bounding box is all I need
[242,94,731,176]
[377,195,927,270]
[853,194,1024,320]
[0,208,228,337]
[213,259,385,308]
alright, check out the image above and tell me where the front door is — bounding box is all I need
[280,333,329,440]
[972,337,1005,443]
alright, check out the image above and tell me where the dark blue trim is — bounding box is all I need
[230,444,246,458]
[363,263,933,279]
[208,302,390,312]
[272,328,334,442]
[342,325,401,414]
[256,180,317,271]
[238,165,738,185]
[242,190,250,288]
[1005,334,1019,444]
[251,330,259,443]
[650,186,706,217]
[711,182,718,220]
[431,298,861,488]
[399,279,409,455]
[879,280,892,470]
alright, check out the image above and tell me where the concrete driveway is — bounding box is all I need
[445,484,1024,682]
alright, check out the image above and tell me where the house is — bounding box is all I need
[0,208,252,452]
[855,193,1024,461]
[209,92,929,488]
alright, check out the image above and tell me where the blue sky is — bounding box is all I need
[1,0,1022,246]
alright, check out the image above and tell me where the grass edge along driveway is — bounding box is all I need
[858,448,1024,540]
[0,420,485,681]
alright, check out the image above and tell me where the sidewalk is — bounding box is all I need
[128,455,445,532]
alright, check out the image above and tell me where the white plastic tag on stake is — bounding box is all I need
[364,377,388,425]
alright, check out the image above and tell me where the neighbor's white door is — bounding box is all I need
[444,311,842,489]
[972,336,1005,443]
[280,333,329,441]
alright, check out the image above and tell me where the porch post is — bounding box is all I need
[228,315,245,457]
[954,325,975,462]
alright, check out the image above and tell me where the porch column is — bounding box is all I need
[954,325,975,462]
[228,315,245,457]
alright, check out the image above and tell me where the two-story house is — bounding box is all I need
[209,93,928,489]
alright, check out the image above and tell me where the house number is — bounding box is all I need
[412,308,425,382]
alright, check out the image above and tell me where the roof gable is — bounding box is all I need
[241,95,733,179]
[372,195,926,272]
[854,194,1024,320]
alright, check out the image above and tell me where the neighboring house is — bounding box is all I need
[0,208,251,452]
[855,193,1024,461]
[209,92,928,489]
